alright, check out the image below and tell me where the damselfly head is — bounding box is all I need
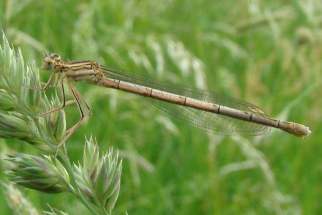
[42,53,61,71]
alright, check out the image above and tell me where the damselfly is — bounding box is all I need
[42,53,311,143]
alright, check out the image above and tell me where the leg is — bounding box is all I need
[57,81,90,148]
[42,73,56,91]
[24,73,56,91]
[40,77,67,116]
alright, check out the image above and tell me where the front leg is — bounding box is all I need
[42,72,56,91]
[40,75,68,116]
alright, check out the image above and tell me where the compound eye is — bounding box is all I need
[50,53,61,60]
[42,55,53,70]
[42,61,52,70]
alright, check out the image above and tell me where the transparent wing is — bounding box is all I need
[100,66,271,136]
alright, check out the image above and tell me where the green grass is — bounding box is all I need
[1,0,322,214]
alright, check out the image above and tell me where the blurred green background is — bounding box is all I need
[0,0,321,214]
